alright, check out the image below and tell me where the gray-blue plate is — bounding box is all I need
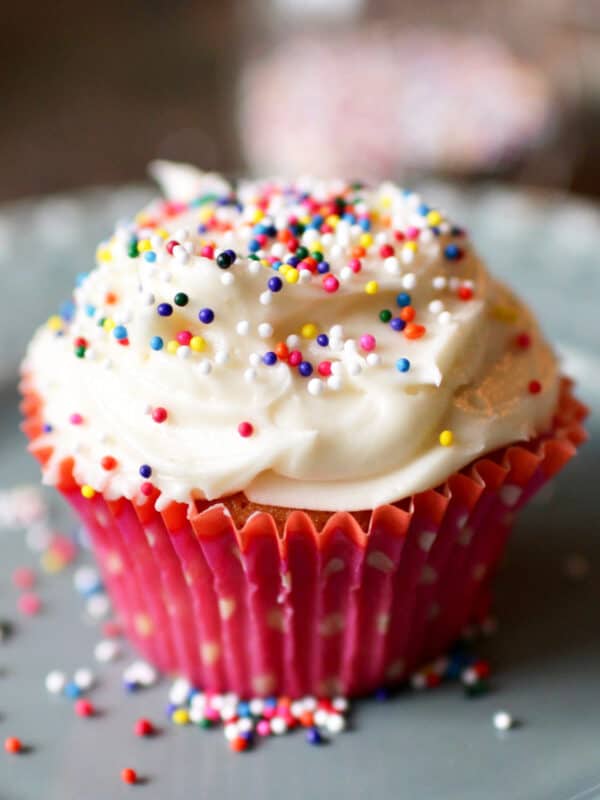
[0,183,598,800]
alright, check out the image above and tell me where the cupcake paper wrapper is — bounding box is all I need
[21,378,587,698]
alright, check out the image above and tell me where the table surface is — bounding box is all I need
[0,182,599,800]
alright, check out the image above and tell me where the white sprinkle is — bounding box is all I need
[270,243,285,258]
[493,711,514,731]
[307,378,324,396]
[174,227,189,241]
[224,722,239,741]
[375,232,388,245]
[259,290,272,305]
[244,367,257,383]
[419,228,434,244]
[73,668,95,691]
[329,243,344,260]
[332,696,348,712]
[249,353,261,367]
[402,273,416,289]
[84,348,97,361]
[330,324,344,339]
[432,275,447,290]
[221,272,234,286]
[247,260,261,275]
[401,248,415,265]
[236,320,249,336]
[214,349,229,365]
[177,345,191,360]
[326,713,346,734]
[258,322,273,338]
[330,361,344,376]
[366,353,381,366]
[94,639,121,663]
[439,311,453,326]
[86,593,110,620]
[302,696,317,712]
[286,334,300,349]
[343,339,357,353]
[197,359,212,375]
[238,717,254,733]
[449,276,461,290]
[150,234,163,250]
[45,670,67,694]
[169,678,192,705]
[340,266,353,282]
[73,566,101,595]
[249,698,264,716]
[428,300,444,314]
[384,256,400,274]
[313,708,329,727]
[141,291,155,306]
[299,269,312,283]
[270,717,288,735]
[348,362,362,377]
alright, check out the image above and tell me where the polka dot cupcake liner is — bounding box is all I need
[21,377,586,698]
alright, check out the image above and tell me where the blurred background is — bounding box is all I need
[2,0,600,200]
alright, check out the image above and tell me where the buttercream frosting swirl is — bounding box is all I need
[24,162,559,511]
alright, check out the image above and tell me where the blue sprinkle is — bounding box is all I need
[316,334,329,347]
[444,244,462,261]
[306,727,323,745]
[268,276,283,292]
[64,682,82,699]
[60,299,76,321]
[298,361,313,377]
[139,464,152,478]
[418,203,430,216]
[396,292,411,307]
[248,240,261,253]
[358,218,371,231]
[150,336,163,351]
[390,318,406,332]
[85,304,96,317]
[113,325,127,340]
[263,351,277,366]
[144,251,157,263]
[396,358,410,372]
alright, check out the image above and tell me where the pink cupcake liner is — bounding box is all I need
[21,378,587,698]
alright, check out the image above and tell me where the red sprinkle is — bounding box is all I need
[458,286,474,301]
[134,718,155,737]
[140,482,154,497]
[18,593,41,616]
[288,350,302,367]
[152,407,168,423]
[165,239,180,255]
[121,768,138,784]
[4,737,22,754]
[528,380,542,394]
[238,421,254,438]
[379,244,395,258]
[516,332,531,349]
[101,455,117,471]
[317,360,332,377]
[176,330,192,346]
[12,567,36,590]
[229,736,248,753]
[75,699,95,717]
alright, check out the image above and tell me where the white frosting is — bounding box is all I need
[24,163,559,511]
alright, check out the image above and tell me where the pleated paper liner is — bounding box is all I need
[21,376,587,698]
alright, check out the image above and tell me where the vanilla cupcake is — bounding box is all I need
[21,162,586,697]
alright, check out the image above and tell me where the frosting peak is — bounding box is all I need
[24,163,559,510]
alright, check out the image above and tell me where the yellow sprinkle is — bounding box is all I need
[260,258,270,268]
[41,551,65,574]
[427,210,443,226]
[299,215,311,226]
[365,281,379,295]
[103,318,116,332]
[325,214,340,228]
[439,430,454,447]
[359,233,373,248]
[47,315,63,332]
[311,241,323,253]
[285,269,299,284]
[81,485,96,499]
[166,340,179,355]
[190,336,205,352]
[251,209,264,223]
[198,208,213,224]
[300,323,318,339]
[96,246,112,263]
[379,195,392,209]
[137,238,151,252]
[172,709,190,726]
[490,305,518,323]
[404,241,418,253]
[155,227,169,240]
[279,264,290,276]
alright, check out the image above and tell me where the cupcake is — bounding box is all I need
[21,162,586,698]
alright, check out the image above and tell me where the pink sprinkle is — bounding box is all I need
[348,258,362,273]
[74,699,95,717]
[359,334,376,352]
[12,567,36,590]
[322,275,340,293]
[18,592,42,616]
[204,706,220,722]
[200,245,214,259]
[406,226,420,240]
[165,239,180,255]
[176,330,192,346]
[288,350,302,367]
[48,535,77,563]
[69,413,83,425]
[256,720,271,737]
[237,421,254,438]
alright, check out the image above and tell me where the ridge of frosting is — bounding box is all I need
[23,163,559,511]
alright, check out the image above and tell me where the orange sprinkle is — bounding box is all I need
[275,342,289,361]
[105,291,118,305]
[400,306,416,322]
[404,323,426,340]
[351,245,366,259]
